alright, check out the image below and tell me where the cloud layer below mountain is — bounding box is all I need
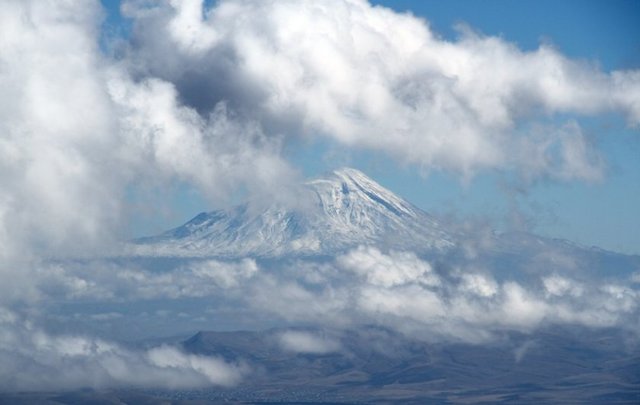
[25,248,640,343]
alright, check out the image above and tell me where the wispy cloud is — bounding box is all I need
[278,330,342,354]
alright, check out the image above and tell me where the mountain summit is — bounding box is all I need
[135,168,454,257]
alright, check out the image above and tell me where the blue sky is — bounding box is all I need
[374,0,640,70]
[100,0,640,254]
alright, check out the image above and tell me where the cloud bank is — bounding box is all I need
[33,248,640,344]
[124,0,639,180]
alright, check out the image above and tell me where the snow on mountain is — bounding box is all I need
[133,168,455,257]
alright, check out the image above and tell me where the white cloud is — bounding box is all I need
[188,258,259,288]
[278,330,341,354]
[146,345,245,387]
[459,273,499,297]
[499,282,549,329]
[249,274,351,325]
[599,284,638,313]
[124,0,639,181]
[337,246,439,287]
[0,0,122,266]
[357,284,446,322]
[108,72,295,204]
[542,274,583,297]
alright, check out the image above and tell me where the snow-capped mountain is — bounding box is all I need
[134,168,455,257]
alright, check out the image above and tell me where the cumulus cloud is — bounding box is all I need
[0,0,293,303]
[107,72,295,203]
[337,246,439,287]
[124,0,639,181]
[0,0,121,267]
[459,272,499,297]
[542,274,584,297]
[188,258,259,288]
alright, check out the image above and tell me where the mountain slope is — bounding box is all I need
[178,326,640,403]
[134,168,454,257]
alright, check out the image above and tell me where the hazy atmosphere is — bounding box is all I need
[1,0,639,402]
